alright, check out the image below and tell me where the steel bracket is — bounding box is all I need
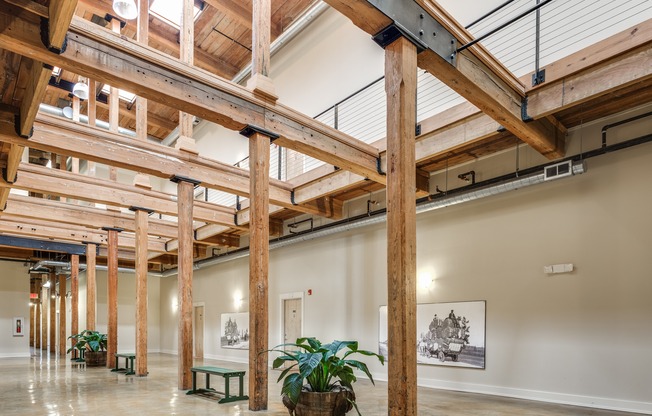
[40,17,68,54]
[368,0,457,64]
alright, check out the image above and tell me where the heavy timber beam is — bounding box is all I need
[47,0,79,51]
[323,0,565,159]
[0,112,298,212]
[86,242,97,331]
[134,208,149,377]
[0,8,384,183]
[0,162,238,227]
[385,36,417,416]
[245,129,271,411]
[104,227,120,369]
[0,215,167,252]
[175,178,195,389]
[70,254,79,358]
[526,43,652,118]
[293,23,652,201]
[18,60,51,137]
[4,194,179,239]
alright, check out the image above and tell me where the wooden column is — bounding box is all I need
[71,254,79,357]
[240,126,274,410]
[385,36,418,416]
[87,79,97,177]
[176,0,197,153]
[58,273,66,356]
[41,277,47,351]
[131,207,152,376]
[107,17,121,187]
[86,243,97,331]
[248,0,277,100]
[173,176,198,390]
[71,95,80,187]
[35,297,41,350]
[133,0,151,189]
[104,227,123,369]
[49,272,56,353]
[29,302,35,347]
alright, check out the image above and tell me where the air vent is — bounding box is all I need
[544,160,574,181]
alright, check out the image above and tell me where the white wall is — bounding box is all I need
[270,7,384,117]
[0,262,30,357]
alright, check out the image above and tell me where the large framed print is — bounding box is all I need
[379,300,486,369]
[220,312,249,350]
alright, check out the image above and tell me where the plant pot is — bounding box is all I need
[291,387,354,416]
[85,351,107,367]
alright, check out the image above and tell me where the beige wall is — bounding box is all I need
[158,131,652,413]
[0,262,30,357]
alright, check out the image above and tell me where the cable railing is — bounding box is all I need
[194,0,651,206]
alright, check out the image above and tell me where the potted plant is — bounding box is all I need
[269,337,385,416]
[67,330,108,367]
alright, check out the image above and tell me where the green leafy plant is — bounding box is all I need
[67,330,107,354]
[269,337,385,414]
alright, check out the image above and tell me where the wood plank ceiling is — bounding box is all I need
[0,0,315,141]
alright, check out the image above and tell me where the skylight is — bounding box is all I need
[150,0,202,28]
[101,84,137,103]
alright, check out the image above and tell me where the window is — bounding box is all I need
[150,0,202,28]
[101,84,137,104]
[51,66,62,77]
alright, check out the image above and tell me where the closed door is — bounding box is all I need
[283,299,302,344]
[194,306,204,359]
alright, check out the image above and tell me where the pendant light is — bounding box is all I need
[72,81,89,100]
[113,0,138,20]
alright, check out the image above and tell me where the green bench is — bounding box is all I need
[186,366,248,403]
[111,353,135,375]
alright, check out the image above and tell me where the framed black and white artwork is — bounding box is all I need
[379,300,486,369]
[220,312,249,350]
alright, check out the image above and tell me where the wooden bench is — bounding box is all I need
[111,353,135,375]
[186,366,248,403]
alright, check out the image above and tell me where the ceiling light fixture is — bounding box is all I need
[72,81,89,100]
[62,106,74,119]
[113,0,138,20]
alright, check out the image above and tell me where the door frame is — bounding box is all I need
[279,292,304,345]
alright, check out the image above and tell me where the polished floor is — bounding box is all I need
[0,350,642,415]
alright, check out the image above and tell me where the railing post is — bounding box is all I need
[532,0,545,86]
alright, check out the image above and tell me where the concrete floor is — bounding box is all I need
[0,350,642,415]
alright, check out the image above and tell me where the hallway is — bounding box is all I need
[0,351,642,415]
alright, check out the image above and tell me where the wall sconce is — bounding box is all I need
[418,270,435,291]
[233,291,243,310]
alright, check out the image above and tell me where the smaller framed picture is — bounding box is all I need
[13,317,24,337]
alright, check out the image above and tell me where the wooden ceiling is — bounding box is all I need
[0,0,650,271]
[0,0,316,141]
